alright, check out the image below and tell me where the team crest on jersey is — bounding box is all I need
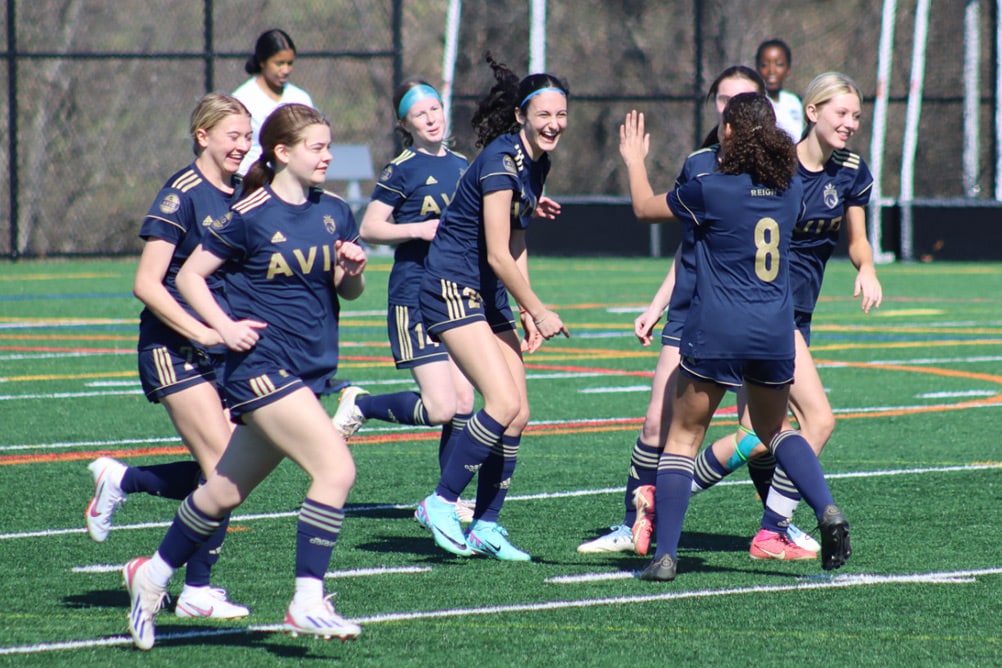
[159,193,181,214]
[502,155,517,175]
[823,183,839,209]
[380,165,394,182]
[211,212,232,230]
[201,215,213,228]
[323,215,337,235]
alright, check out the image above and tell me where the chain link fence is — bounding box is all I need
[1,0,995,257]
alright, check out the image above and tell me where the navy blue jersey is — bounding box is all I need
[665,145,719,331]
[668,172,804,360]
[201,186,360,393]
[137,164,239,343]
[371,148,467,306]
[424,132,549,296]
[790,149,873,314]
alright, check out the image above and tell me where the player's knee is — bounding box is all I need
[485,394,522,427]
[455,387,476,416]
[421,395,457,426]
[507,403,530,433]
[801,411,835,451]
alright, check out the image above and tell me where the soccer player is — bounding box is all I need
[619,93,851,581]
[756,39,804,141]
[684,72,881,560]
[331,80,476,521]
[122,104,366,650]
[413,53,569,561]
[232,29,315,175]
[85,93,251,620]
[578,66,797,555]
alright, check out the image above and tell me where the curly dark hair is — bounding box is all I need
[471,52,569,148]
[717,93,797,191]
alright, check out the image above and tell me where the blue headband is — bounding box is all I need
[520,86,566,108]
[397,84,442,120]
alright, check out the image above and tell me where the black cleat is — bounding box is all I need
[818,505,852,571]
[638,554,677,582]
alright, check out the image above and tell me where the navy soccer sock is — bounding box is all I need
[355,391,428,425]
[157,495,224,569]
[295,498,345,580]
[623,439,660,526]
[652,453,696,561]
[747,452,777,507]
[439,412,472,473]
[691,442,729,494]
[184,512,230,587]
[435,410,506,502]
[121,460,202,499]
[474,434,519,523]
[769,431,834,519]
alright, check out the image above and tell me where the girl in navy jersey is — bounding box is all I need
[414,53,569,561]
[122,103,367,650]
[85,93,251,620]
[683,72,882,562]
[620,93,851,581]
[331,80,476,520]
[578,66,783,556]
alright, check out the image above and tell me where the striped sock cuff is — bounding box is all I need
[467,410,506,448]
[299,498,345,535]
[630,439,661,470]
[177,495,224,540]
[770,466,799,498]
[413,398,429,426]
[657,452,696,475]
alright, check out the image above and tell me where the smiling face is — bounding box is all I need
[516,90,567,159]
[278,123,333,187]
[806,92,861,151]
[196,113,252,179]
[401,96,446,151]
[259,48,296,95]
[757,45,791,96]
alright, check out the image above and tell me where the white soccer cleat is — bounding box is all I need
[576,525,636,554]
[331,387,369,439]
[85,457,128,542]
[175,585,250,619]
[284,594,361,641]
[786,523,822,553]
[123,557,166,651]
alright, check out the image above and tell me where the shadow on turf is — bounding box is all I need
[65,589,353,658]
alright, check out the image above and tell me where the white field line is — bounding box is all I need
[1,567,999,656]
[2,463,1000,542]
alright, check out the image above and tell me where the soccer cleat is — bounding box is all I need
[576,525,636,554]
[465,520,532,561]
[817,505,851,571]
[416,494,474,556]
[631,484,656,556]
[85,457,128,543]
[638,553,677,582]
[749,529,817,561]
[175,585,250,619]
[284,594,361,641]
[786,522,821,553]
[331,386,369,439]
[123,557,166,651]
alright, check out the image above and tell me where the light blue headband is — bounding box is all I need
[397,84,442,120]
[520,86,566,108]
